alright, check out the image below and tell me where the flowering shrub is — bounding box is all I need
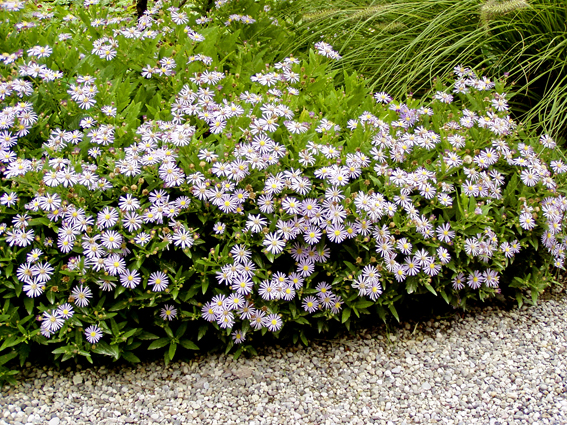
[0,0,565,382]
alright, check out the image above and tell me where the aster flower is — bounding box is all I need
[288,272,304,289]
[173,227,194,249]
[303,227,322,245]
[393,266,407,282]
[85,325,103,343]
[201,302,217,322]
[122,212,142,233]
[258,280,277,301]
[96,207,119,229]
[319,293,337,309]
[263,314,282,332]
[16,262,35,284]
[31,261,54,283]
[297,260,315,277]
[42,310,64,333]
[57,303,74,319]
[302,296,319,313]
[483,269,500,288]
[225,293,245,311]
[249,310,266,330]
[148,271,169,292]
[327,224,347,243]
[71,285,93,307]
[212,222,226,235]
[245,214,266,234]
[23,281,45,298]
[160,305,177,321]
[231,276,254,295]
[368,281,383,301]
[316,282,332,296]
[217,309,235,329]
[452,272,465,290]
[519,212,537,230]
[437,247,451,264]
[100,230,123,250]
[232,329,246,344]
[263,232,285,255]
[467,270,484,289]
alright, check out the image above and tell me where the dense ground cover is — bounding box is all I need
[0,0,565,384]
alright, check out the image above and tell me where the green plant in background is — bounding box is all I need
[0,0,565,385]
[278,0,567,141]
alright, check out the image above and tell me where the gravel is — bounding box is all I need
[1,288,566,425]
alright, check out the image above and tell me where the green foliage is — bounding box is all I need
[0,0,565,385]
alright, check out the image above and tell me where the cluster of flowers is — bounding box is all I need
[66,75,99,110]
[224,14,256,26]
[91,36,119,61]
[314,42,342,60]
[0,0,565,348]
[142,57,177,78]
[0,0,24,12]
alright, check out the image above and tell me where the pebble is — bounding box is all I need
[1,288,566,425]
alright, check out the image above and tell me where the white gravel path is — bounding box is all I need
[1,287,566,425]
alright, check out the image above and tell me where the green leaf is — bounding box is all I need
[110,319,120,336]
[355,299,374,310]
[148,337,170,350]
[343,261,358,272]
[179,339,199,350]
[0,350,18,366]
[23,297,34,315]
[137,331,159,340]
[164,326,174,339]
[51,346,69,355]
[233,346,243,360]
[300,331,308,346]
[46,289,55,305]
[388,304,400,322]
[0,337,22,351]
[341,307,351,323]
[92,342,120,360]
[424,284,437,296]
[121,351,140,364]
[168,343,177,360]
[294,317,309,325]
[515,291,524,308]
[175,322,188,339]
[376,306,387,324]
[197,325,208,341]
